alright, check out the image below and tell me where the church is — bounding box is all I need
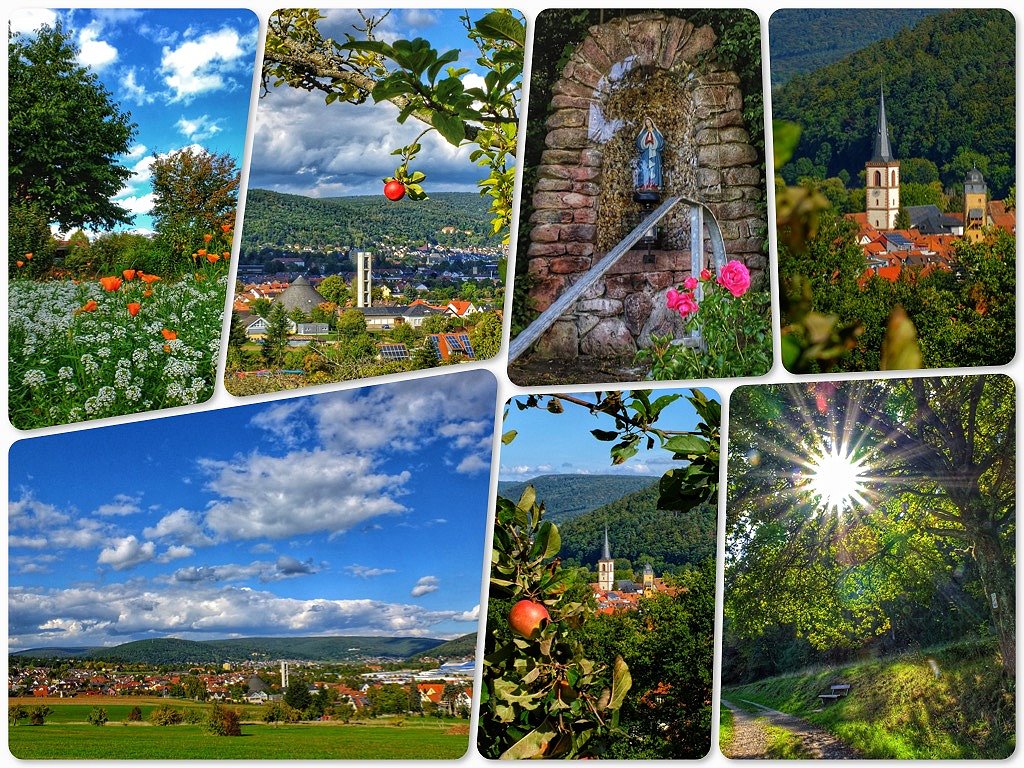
[589,528,677,614]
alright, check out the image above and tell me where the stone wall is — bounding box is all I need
[525,13,765,361]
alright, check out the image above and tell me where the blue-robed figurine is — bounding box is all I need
[635,117,664,191]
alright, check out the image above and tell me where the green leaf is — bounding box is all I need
[608,655,632,711]
[663,434,709,455]
[517,485,536,512]
[432,112,465,146]
[501,429,518,445]
[773,120,801,169]
[591,428,619,441]
[501,718,559,759]
[474,11,526,48]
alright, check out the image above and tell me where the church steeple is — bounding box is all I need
[597,527,614,592]
[602,527,611,560]
[865,81,900,230]
[872,84,895,162]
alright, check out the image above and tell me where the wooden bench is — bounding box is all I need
[817,684,851,704]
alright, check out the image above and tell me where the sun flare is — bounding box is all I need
[804,445,869,514]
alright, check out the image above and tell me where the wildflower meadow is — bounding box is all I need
[9,236,231,430]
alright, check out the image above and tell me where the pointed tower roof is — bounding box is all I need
[871,84,895,163]
[601,527,611,561]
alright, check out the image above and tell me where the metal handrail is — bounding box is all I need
[508,196,727,362]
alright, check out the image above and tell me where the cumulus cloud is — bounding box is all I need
[249,400,310,448]
[456,454,489,475]
[453,605,480,622]
[8,8,58,35]
[10,582,475,650]
[94,493,142,517]
[201,449,410,540]
[158,545,194,563]
[9,493,70,530]
[77,22,118,70]
[143,508,214,547]
[160,26,251,102]
[411,576,439,597]
[121,68,156,105]
[346,564,397,579]
[175,114,224,142]
[98,535,156,571]
[171,556,319,584]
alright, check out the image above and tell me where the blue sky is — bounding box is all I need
[499,388,719,480]
[8,371,496,651]
[249,8,522,197]
[9,8,258,235]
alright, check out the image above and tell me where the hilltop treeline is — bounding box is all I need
[496,475,658,524]
[240,189,500,253]
[773,9,1015,196]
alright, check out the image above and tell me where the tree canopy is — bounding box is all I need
[9,23,137,230]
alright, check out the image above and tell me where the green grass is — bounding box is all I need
[723,639,1014,759]
[9,720,468,759]
[718,707,734,754]
[763,723,813,759]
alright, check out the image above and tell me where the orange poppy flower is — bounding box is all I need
[203,233,213,243]
[206,253,220,263]
[197,249,207,257]
[16,260,24,268]
[99,276,123,292]
[163,344,172,354]
[123,269,137,280]
[161,329,177,341]
[127,302,141,317]
[140,273,161,284]
[143,289,153,298]
[80,300,98,312]
[222,251,230,259]
[221,224,232,233]
[25,252,33,260]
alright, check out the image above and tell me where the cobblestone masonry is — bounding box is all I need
[525,13,766,360]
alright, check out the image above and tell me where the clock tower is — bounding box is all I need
[865,85,900,230]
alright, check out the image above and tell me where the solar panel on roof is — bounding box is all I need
[379,344,409,361]
[458,334,474,357]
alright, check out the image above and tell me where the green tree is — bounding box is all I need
[262,701,301,725]
[28,705,52,726]
[126,706,143,722]
[87,707,108,726]
[262,303,290,367]
[420,314,455,335]
[9,23,137,230]
[283,679,312,712]
[182,674,207,701]
[469,311,502,360]
[249,297,272,318]
[150,147,239,259]
[317,275,349,306]
[337,308,368,340]
[9,704,27,726]
[206,703,242,736]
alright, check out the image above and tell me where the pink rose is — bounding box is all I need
[666,287,698,318]
[717,260,751,297]
[700,268,712,281]
[683,276,698,291]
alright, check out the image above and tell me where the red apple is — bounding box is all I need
[508,599,549,640]
[383,179,406,201]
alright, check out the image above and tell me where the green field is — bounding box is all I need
[8,699,469,759]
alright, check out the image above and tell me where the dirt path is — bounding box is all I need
[721,699,860,759]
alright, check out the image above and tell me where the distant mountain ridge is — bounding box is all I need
[497,474,659,524]
[11,635,456,665]
[240,189,500,252]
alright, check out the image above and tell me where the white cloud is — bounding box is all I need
[346,564,397,579]
[160,27,250,102]
[453,605,480,622]
[113,193,155,217]
[249,400,309,447]
[158,545,194,563]
[201,449,409,540]
[9,493,70,530]
[94,493,142,517]
[411,575,439,597]
[142,508,213,547]
[8,9,58,36]
[171,556,318,584]
[98,535,156,571]
[121,69,156,106]
[10,582,475,650]
[175,114,224,142]
[77,23,118,70]
[456,454,489,475]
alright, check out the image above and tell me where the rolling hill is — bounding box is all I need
[497,474,659,524]
[11,635,449,665]
[240,189,499,253]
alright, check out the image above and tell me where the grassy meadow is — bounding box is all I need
[8,697,470,759]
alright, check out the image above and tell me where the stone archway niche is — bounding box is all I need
[525,13,765,361]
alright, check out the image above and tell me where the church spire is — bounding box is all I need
[872,83,895,162]
[602,527,611,560]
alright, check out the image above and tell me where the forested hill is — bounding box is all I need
[240,189,500,252]
[773,9,1015,195]
[12,635,447,665]
[767,9,940,87]
[497,475,659,524]
[558,484,717,574]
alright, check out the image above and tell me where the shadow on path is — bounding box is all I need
[721,699,860,759]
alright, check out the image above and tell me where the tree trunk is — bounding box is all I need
[970,525,1015,679]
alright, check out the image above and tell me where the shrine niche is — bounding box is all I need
[516,11,766,371]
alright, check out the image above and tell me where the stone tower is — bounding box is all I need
[354,249,373,308]
[642,562,655,592]
[866,85,900,230]
[597,528,615,592]
[963,167,988,243]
